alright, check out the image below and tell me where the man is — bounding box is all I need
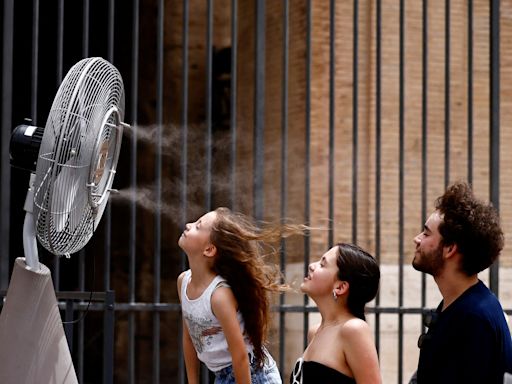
[412,182,512,383]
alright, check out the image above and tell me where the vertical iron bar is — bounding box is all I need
[82,0,89,59]
[181,0,190,264]
[444,0,450,188]
[230,0,238,209]
[201,2,214,382]
[467,0,473,185]
[398,1,405,382]
[106,4,116,383]
[303,0,312,351]
[64,300,74,351]
[328,0,335,248]
[54,0,65,289]
[78,2,90,381]
[205,0,213,212]
[129,1,140,383]
[0,0,13,290]
[352,0,358,244]
[421,0,428,321]
[489,0,500,295]
[253,0,265,220]
[77,259,85,384]
[108,0,114,60]
[104,0,115,292]
[56,0,64,83]
[31,0,39,123]
[153,1,164,382]
[279,0,289,374]
[374,0,382,355]
[103,291,115,384]
[179,1,189,382]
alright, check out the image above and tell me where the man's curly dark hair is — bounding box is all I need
[435,182,504,275]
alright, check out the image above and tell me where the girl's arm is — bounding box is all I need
[182,318,200,384]
[211,287,251,384]
[342,319,382,384]
[177,272,200,384]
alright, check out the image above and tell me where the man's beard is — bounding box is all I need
[412,243,444,276]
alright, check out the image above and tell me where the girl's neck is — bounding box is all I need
[188,257,216,284]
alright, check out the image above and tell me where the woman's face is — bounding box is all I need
[178,211,217,256]
[301,246,339,297]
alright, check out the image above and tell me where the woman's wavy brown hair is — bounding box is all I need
[209,207,305,365]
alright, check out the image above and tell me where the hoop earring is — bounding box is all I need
[333,290,338,301]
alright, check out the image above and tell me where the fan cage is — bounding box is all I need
[33,57,125,256]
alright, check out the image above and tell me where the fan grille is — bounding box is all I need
[33,58,125,256]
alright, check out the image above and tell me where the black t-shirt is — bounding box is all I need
[417,281,512,383]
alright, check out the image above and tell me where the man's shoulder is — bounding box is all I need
[456,281,502,313]
[441,285,508,334]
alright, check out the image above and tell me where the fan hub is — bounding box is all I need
[87,106,123,214]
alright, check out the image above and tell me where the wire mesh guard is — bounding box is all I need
[33,57,125,256]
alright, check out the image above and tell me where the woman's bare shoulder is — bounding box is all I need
[339,318,371,339]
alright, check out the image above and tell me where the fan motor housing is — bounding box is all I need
[10,123,45,172]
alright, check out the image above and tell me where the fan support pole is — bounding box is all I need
[23,173,39,270]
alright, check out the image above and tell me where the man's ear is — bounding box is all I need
[444,242,458,259]
[204,244,217,258]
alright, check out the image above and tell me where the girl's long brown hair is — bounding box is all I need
[210,207,304,365]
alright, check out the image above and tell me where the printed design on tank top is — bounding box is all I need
[184,311,222,353]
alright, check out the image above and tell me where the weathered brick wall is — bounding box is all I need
[236,0,512,268]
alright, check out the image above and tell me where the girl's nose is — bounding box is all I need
[185,223,191,231]
[308,263,314,272]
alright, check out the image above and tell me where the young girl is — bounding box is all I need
[291,243,381,384]
[178,207,302,384]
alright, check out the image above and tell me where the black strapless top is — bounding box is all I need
[290,358,356,384]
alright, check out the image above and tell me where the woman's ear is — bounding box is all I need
[334,280,349,297]
[204,244,217,258]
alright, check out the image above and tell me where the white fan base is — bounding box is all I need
[0,258,78,384]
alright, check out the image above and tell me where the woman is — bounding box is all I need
[291,243,381,384]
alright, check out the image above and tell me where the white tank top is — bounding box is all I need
[180,269,254,372]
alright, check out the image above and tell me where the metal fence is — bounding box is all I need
[1,0,508,383]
